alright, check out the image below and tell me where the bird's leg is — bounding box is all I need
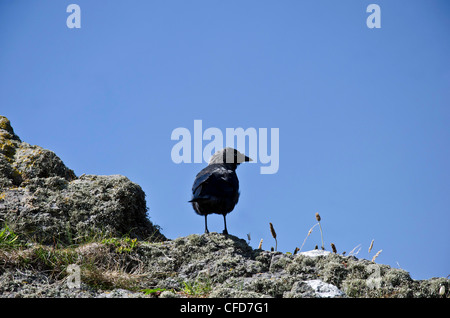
[204,215,209,234]
[222,214,228,235]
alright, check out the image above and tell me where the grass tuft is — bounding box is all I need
[0,223,23,249]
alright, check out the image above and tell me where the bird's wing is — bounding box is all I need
[191,164,238,199]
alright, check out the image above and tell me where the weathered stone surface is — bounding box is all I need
[0,115,448,298]
[0,116,164,243]
[0,233,448,298]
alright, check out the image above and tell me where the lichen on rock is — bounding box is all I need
[0,116,165,244]
[0,115,448,298]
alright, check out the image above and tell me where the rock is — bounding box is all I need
[299,250,330,258]
[158,290,181,298]
[304,279,345,298]
[0,116,165,244]
[0,116,76,187]
[1,232,448,298]
[284,279,345,298]
[1,115,448,298]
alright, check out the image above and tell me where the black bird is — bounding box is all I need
[189,147,252,234]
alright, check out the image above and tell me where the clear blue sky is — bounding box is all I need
[1,0,449,280]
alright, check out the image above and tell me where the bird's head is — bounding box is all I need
[209,147,253,168]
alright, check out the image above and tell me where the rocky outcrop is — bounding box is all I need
[0,115,448,298]
[0,233,448,298]
[0,116,165,244]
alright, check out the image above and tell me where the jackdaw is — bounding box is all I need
[189,147,252,234]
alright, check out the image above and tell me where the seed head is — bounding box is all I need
[368,239,374,253]
[269,223,277,239]
[331,243,337,254]
[315,212,321,222]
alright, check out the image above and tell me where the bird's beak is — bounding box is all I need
[245,155,253,162]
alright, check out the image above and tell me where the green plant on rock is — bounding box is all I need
[101,236,139,254]
[141,288,170,296]
[0,223,22,249]
[181,278,212,297]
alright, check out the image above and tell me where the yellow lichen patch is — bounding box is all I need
[0,138,17,158]
[0,131,13,140]
[0,116,13,132]
[15,148,44,169]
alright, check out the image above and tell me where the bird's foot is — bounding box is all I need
[205,229,210,234]
[222,229,228,235]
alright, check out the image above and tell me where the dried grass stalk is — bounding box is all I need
[371,249,382,262]
[315,213,324,250]
[368,239,374,254]
[269,223,277,239]
[269,223,277,251]
[331,243,337,254]
[348,244,361,257]
[258,239,263,250]
[299,223,318,252]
